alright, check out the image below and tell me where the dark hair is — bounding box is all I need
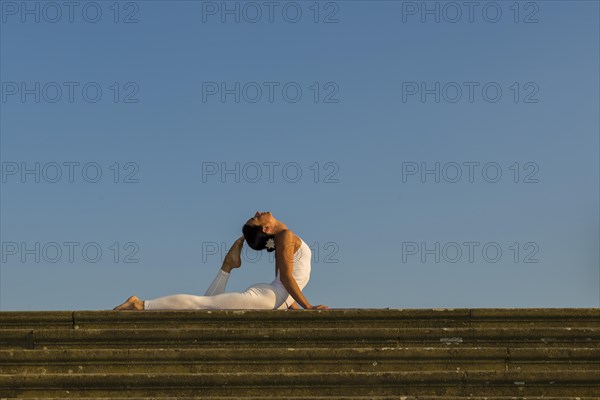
[242,224,275,252]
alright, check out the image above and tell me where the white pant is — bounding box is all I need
[143,270,289,310]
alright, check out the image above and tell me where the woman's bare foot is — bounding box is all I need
[113,295,144,311]
[222,236,244,272]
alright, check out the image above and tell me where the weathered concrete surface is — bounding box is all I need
[0,398,596,400]
[0,308,598,399]
[1,327,598,350]
[2,308,598,328]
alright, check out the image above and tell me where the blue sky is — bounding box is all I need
[1,1,598,310]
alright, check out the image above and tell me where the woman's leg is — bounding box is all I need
[204,269,231,296]
[114,237,245,311]
[144,284,278,310]
[204,236,244,295]
[113,295,144,310]
[115,268,235,310]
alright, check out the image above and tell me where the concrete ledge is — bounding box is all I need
[2,370,598,386]
[1,371,599,397]
[1,308,597,330]
[0,397,597,400]
[2,308,599,322]
[3,346,597,363]
[1,309,598,399]
[1,327,598,348]
[1,347,598,375]
[2,395,599,400]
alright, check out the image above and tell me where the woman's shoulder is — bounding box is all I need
[274,229,302,251]
[275,229,296,239]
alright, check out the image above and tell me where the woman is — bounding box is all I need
[113,211,329,310]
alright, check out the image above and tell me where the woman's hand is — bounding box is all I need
[308,304,330,310]
[289,302,330,310]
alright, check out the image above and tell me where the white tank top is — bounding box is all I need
[271,237,312,308]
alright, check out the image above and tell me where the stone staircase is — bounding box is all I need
[0,308,598,399]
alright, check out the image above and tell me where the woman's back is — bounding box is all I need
[272,237,312,308]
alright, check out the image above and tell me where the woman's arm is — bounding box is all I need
[275,230,329,310]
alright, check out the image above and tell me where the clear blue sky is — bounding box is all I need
[1,1,598,310]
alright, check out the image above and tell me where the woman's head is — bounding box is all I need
[242,211,277,252]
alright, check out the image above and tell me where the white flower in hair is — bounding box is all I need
[265,238,275,250]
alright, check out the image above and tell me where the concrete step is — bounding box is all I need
[2,327,598,350]
[2,398,598,400]
[2,395,600,400]
[1,370,599,397]
[1,309,598,329]
[1,347,598,374]
[1,308,597,398]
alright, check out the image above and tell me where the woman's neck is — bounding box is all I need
[271,221,288,234]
